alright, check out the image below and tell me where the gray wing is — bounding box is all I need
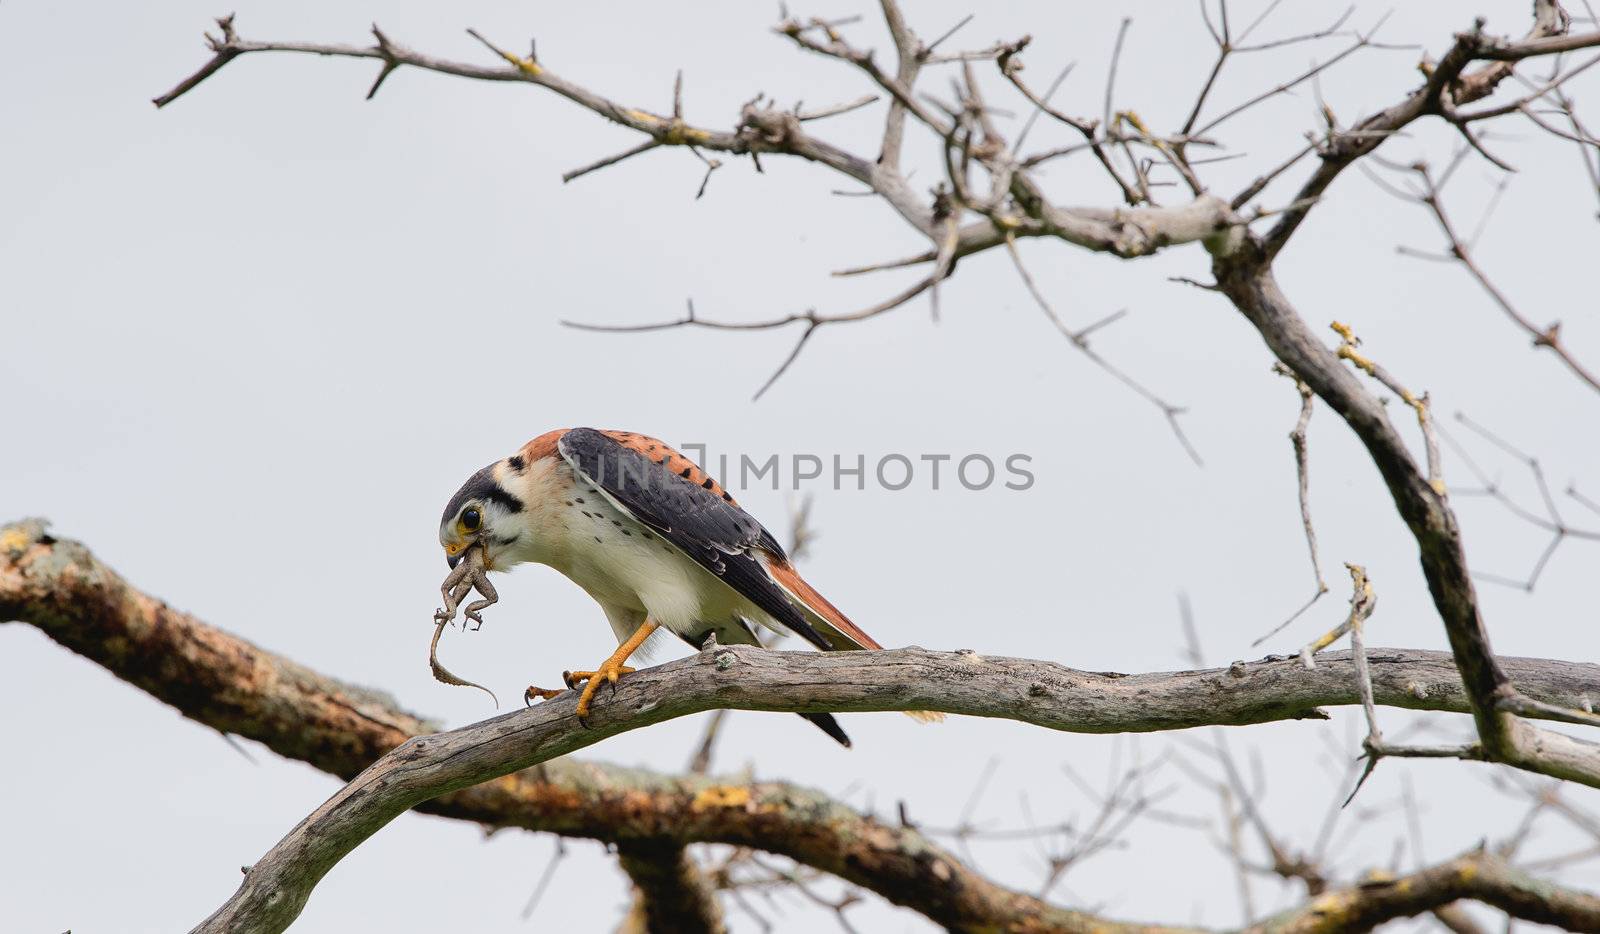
[556,428,830,651]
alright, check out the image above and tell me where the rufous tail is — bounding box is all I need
[765,558,945,724]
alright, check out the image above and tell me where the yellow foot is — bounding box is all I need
[553,618,660,725]
[563,663,637,721]
[523,685,564,706]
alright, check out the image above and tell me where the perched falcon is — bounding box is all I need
[437,428,936,746]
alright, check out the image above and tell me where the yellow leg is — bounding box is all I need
[561,619,660,722]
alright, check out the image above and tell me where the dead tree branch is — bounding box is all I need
[6,518,1599,747]
[196,658,1600,934]
[616,839,727,934]
[132,0,1600,922]
[0,519,1097,933]
[152,11,1240,443]
[6,518,1600,931]
[1440,411,1600,590]
[1410,162,1600,394]
[1256,849,1600,932]
[1211,244,1600,786]
[1258,0,1577,257]
[1253,363,1329,645]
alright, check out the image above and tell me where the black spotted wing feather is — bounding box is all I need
[557,428,830,651]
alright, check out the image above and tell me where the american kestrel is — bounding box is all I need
[437,428,937,745]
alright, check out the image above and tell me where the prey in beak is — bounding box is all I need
[447,536,502,572]
[436,541,498,630]
[431,461,524,707]
[428,540,500,706]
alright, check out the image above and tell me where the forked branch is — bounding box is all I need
[7,519,1600,931]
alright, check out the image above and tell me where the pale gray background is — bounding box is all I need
[3,1,1597,931]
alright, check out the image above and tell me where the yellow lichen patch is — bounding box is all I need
[1331,321,1445,494]
[659,124,712,146]
[1457,860,1478,883]
[1304,627,1342,654]
[626,109,661,126]
[0,526,30,555]
[1331,321,1378,377]
[490,48,542,77]
[691,785,752,812]
[1337,345,1376,374]
[1117,110,1181,162]
[1118,110,1154,138]
[1309,891,1355,919]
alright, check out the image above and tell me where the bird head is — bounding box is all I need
[438,462,527,571]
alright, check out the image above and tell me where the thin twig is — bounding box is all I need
[1410,163,1600,395]
[1003,233,1200,464]
[1254,365,1329,646]
[562,140,661,183]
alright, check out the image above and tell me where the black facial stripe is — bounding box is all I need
[441,464,525,525]
[508,455,526,472]
[481,486,525,514]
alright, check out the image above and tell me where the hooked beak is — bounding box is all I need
[445,538,497,571]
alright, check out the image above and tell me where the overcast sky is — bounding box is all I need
[4,2,1598,931]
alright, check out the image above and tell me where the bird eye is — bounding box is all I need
[462,507,482,532]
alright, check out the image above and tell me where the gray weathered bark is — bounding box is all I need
[191,640,1600,933]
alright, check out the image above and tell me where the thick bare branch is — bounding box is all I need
[12,519,1600,745]
[189,631,1600,934]
[1476,27,1600,60]
[9,517,1600,928]
[141,0,1600,889]
[1257,850,1600,932]
[1212,242,1600,788]
[616,840,727,934]
[0,519,1097,933]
